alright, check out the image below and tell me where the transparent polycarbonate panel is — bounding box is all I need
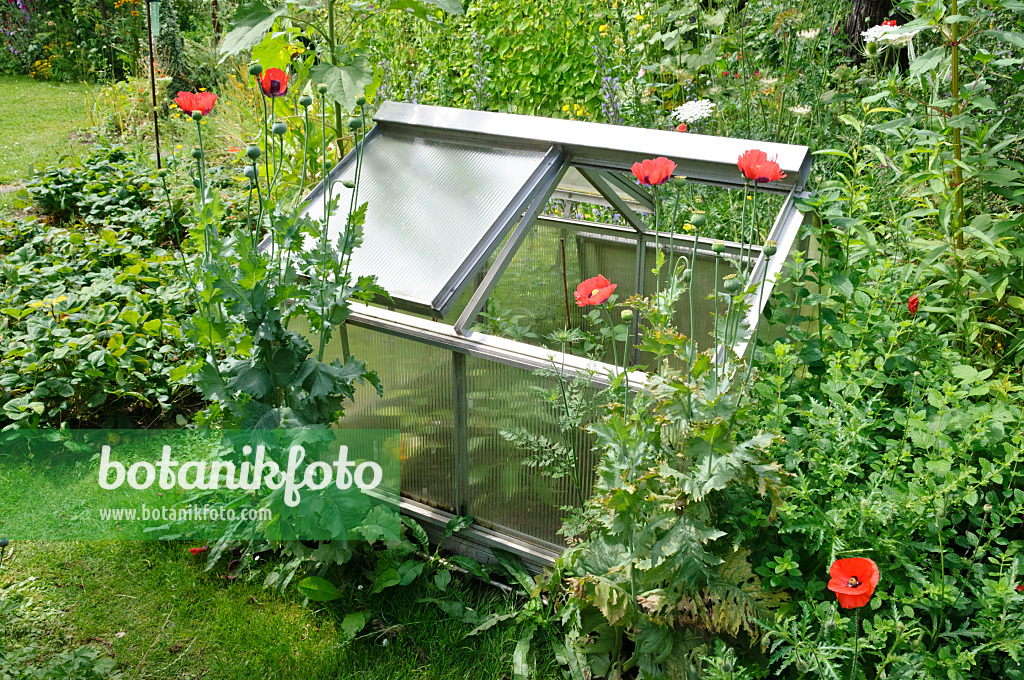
[341,325,457,511]
[465,355,599,548]
[303,129,553,311]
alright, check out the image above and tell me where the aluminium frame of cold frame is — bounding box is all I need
[299,102,812,569]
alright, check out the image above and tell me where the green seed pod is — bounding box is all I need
[347,117,363,130]
[317,84,328,95]
[298,94,313,108]
[341,179,356,189]
[865,41,880,58]
[620,309,634,322]
[191,111,203,122]
[689,212,706,228]
[723,276,741,293]
[764,240,778,257]
[243,165,258,180]
[672,176,687,188]
[157,169,168,178]
[191,147,204,160]
[355,95,367,107]
[248,63,263,76]
[246,145,261,161]
[681,268,692,283]
[272,121,288,136]
[711,240,726,254]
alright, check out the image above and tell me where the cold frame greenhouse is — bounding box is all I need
[302,102,812,570]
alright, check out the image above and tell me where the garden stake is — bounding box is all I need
[145,0,162,169]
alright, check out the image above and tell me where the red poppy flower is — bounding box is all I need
[827,557,880,609]
[574,275,617,307]
[175,91,218,116]
[737,149,787,184]
[259,68,289,98]
[1017,583,1024,592]
[188,545,209,556]
[631,157,676,186]
[908,294,919,316]
[882,19,899,26]
[676,123,688,133]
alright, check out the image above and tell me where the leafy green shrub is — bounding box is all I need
[25,145,182,243]
[0,218,197,428]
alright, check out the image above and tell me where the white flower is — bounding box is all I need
[797,28,820,40]
[789,105,812,116]
[638,68,646,78]
[862,23,924,47]
[760,76,779,86]
[671,99,716,124]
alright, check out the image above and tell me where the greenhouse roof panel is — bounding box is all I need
[373,102,811,194]
[302,127,563,314]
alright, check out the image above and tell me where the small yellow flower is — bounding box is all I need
[683,223,694,232]
[635,13,643,20]
[176,144,183,150]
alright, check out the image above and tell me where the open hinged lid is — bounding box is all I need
[300,102,812,316]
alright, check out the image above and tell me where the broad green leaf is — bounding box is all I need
[909,47,945,77]
[310,59,373,113]
[341,612,366,639]
[297,576,342,602]
[251,33,294,72]
[387,0,464,17]
[100,229,118,246]
[985,30,1024,49]
[220,1,287,56]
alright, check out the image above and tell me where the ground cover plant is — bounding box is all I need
[0,0,1023,677]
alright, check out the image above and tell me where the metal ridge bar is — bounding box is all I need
[374,102,811,193]
[577,167,648,234]
[347,304,649,389]
[602,170,655,209]
[452,150,568,334]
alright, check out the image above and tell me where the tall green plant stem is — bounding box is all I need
[327,0,343,139]
[950,0,965,250]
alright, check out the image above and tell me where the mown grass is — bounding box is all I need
[0,76,96,186]
[1,539,546,679]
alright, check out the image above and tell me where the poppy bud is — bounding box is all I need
[191,147,204,160]
[908,294,920,316]
[272,121,287,136]
[620,309,634,321]
[723,275,740,292]
[682,268,692,282]
[347,117,364,130]
[246,145,261,160]
[157,169,168,178]
[248,63,263,76]
[711,240,726,253]
[193,178,201,188]
[243,165,258,179]
[865,41,879,58]
[983,504,993,513]
[690,212,706,228]
[764,240,778,257]
[298,94,313,108]
[356,95,367,107]
[317,84,328,95]
[342,179,356,188]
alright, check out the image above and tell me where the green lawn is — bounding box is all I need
[0,76,96,188]
[1,540,544,679]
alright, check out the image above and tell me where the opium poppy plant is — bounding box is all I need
[575,275,617,307]
[175,91,218,116]
[631,157,677,186]
[259,68,290,98]
[737,149,787,184]
[827,557,880,608]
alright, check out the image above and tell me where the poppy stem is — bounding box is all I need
[850,608,861,680]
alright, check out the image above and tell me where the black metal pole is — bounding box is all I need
[146,0,162,169]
